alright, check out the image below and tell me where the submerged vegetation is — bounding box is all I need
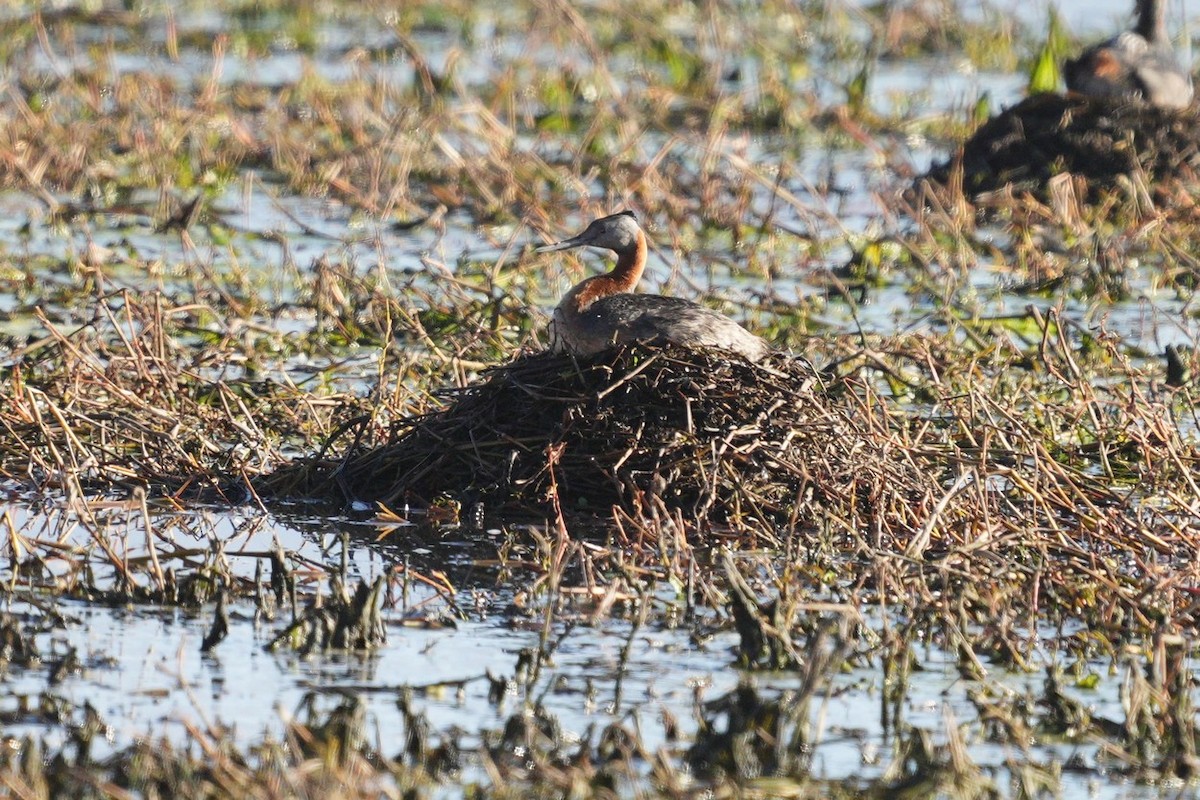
[3,0,1200,798]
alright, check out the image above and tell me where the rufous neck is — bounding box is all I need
[564,229,647,313]
[607,229,646,293]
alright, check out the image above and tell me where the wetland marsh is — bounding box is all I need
[4,1,1200,798]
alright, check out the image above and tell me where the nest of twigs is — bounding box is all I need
[259,346,932,529]
[923,93,1200,202]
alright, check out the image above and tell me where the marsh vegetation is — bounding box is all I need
[3,1,1200,798]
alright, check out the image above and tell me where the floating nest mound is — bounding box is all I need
[923,93,1200,202]
[258,346,931,530]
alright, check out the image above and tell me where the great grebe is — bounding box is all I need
[537,211,770,362]
[1064,0,1193,109]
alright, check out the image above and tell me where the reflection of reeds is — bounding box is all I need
[267,575,387,654]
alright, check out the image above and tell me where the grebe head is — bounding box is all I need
[537,210,641,256]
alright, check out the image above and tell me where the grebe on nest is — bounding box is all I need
[537,211,770,362]
[1064,0,1193,109]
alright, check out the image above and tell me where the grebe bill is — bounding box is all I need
[538,211,771,362]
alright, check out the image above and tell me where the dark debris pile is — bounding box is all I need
[259,346,932,529]
[923,93,1200,202]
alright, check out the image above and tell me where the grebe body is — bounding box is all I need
[1064,0,1193,109]
[538,211,770,362]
